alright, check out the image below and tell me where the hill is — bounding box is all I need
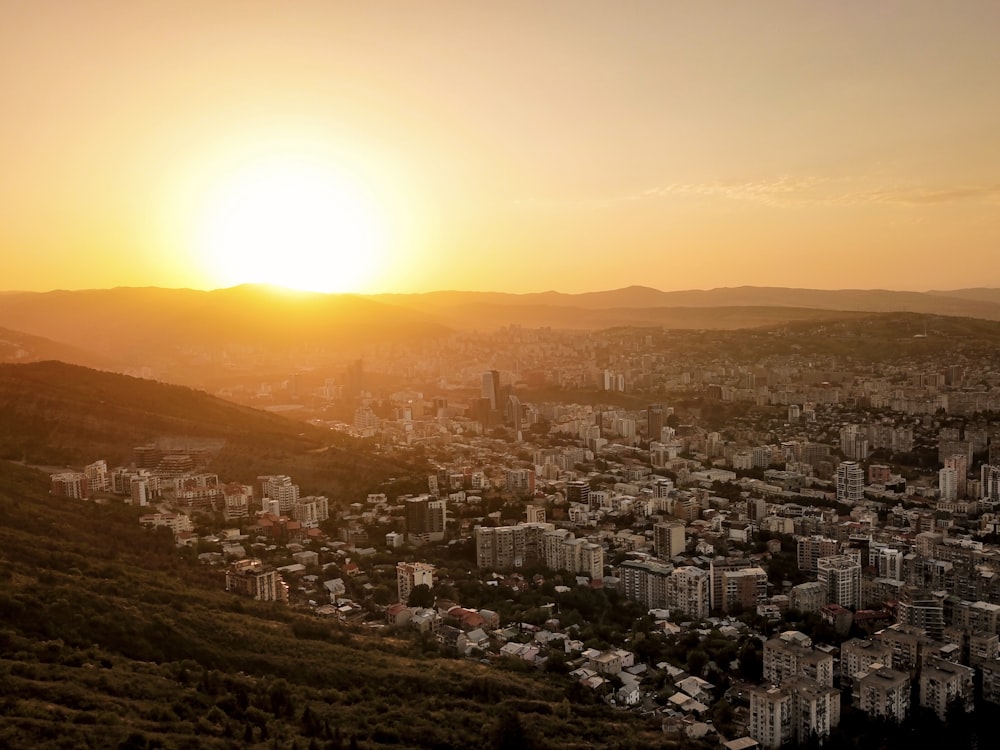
[373,286,1000,329]
[0,361,418,497]
[0,460,674,749]
[0,325,120,369]
[0,286,450,383]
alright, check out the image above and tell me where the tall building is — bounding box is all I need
[796,536,839,573]
[405,496,447,544]
[291,495,330,528]
[481,370,500,410]
[505,468,535,495]
[841,639,894,688]
[790,581,825,614]
[748,679,840,749]
[617,559,674,610]
[709,559,751,611]
[396,561,435,604]
[919,656,973,721]
[666,566,710,620]
[475,523,554,570]
[222,483,254,520]
[856,666,910,724]
[839,424,869,461]
[564,479,590,504]
[226,559,287,602]
[50,472,87,499]
[943,454,968,498]
[982,464,1000,501]
[763,638,835,687]
[938,467,958,503]
[716,565,768,614]
[654,522,685,561]
[835,461,864,504]
[817,555,861,609]
[83,460,108,494]
[258,475,299,514]
[543,529,604,578]
[647,404,665,441]
[897,587,944,639]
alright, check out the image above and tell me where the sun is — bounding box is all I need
[192,155,387,293]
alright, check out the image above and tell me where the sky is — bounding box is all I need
[2,0,999,294]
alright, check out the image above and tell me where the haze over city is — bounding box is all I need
[2,0,999,294]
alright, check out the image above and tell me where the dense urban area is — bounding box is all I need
[48,319,1000,749]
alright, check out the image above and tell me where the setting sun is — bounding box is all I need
[192,156,387,293]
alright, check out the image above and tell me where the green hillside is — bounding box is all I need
[0,461,676,749]
[0,361,419,498]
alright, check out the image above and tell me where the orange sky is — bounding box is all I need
[2,1,999,294]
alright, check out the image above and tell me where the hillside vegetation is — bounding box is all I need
[0,461,676,749]
[0,361,419,498]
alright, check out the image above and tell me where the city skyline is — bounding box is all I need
[2,1,999,294]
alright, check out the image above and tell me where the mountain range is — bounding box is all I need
[2,284,1000,376]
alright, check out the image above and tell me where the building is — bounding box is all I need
[763,638,834,688]
[50,472,87,499]
[748,684,793,749]
[938,467,959,504]
[216,483,251,520]
[709,557,751,610]
[875,624,935,676]
[719,566,769,614]
[475,522,554,570]
[839,425,868,461]
[835,461,864,504]
[481,370,500,410]
[258,475,299,514]
[544,530,603,578]
[225,559,287,602]
[654,521,686,561]
[817,555,861,609]
[83,460,108,494]
[291,495,330,528]
[565,480,591,507]
[856,665,910,724]
[525,504,546,524]
[748,679,839,749]
[617,559,673,610]
[790,581,825,614]
[841,638,893,688]
[919,655,973,721]
[396,561,435,604]
[896,587,945,639]
[404,495,448,544]
[796,536,839,573]
[667,565,710,620]
[353,404,381,436]
[505,468,535,496]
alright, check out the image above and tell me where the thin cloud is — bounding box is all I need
[514,178,1000,211]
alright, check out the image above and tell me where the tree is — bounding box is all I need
[686,648,708,677]
[490,708,535,750]
[407,583,434,608]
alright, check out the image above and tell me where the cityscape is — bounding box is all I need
[30,311,1000,749]
[3,1,1000,748]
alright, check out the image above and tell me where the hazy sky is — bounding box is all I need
[2,1,999,294]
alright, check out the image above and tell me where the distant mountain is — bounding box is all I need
[373,286,1000,329]
[0,325,119,369]
[5,285,1000,354]
[926,287,1000,305]
[0,285,449,378]
[0,361,418,494]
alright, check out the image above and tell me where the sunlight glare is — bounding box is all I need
[193,156,387,293]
